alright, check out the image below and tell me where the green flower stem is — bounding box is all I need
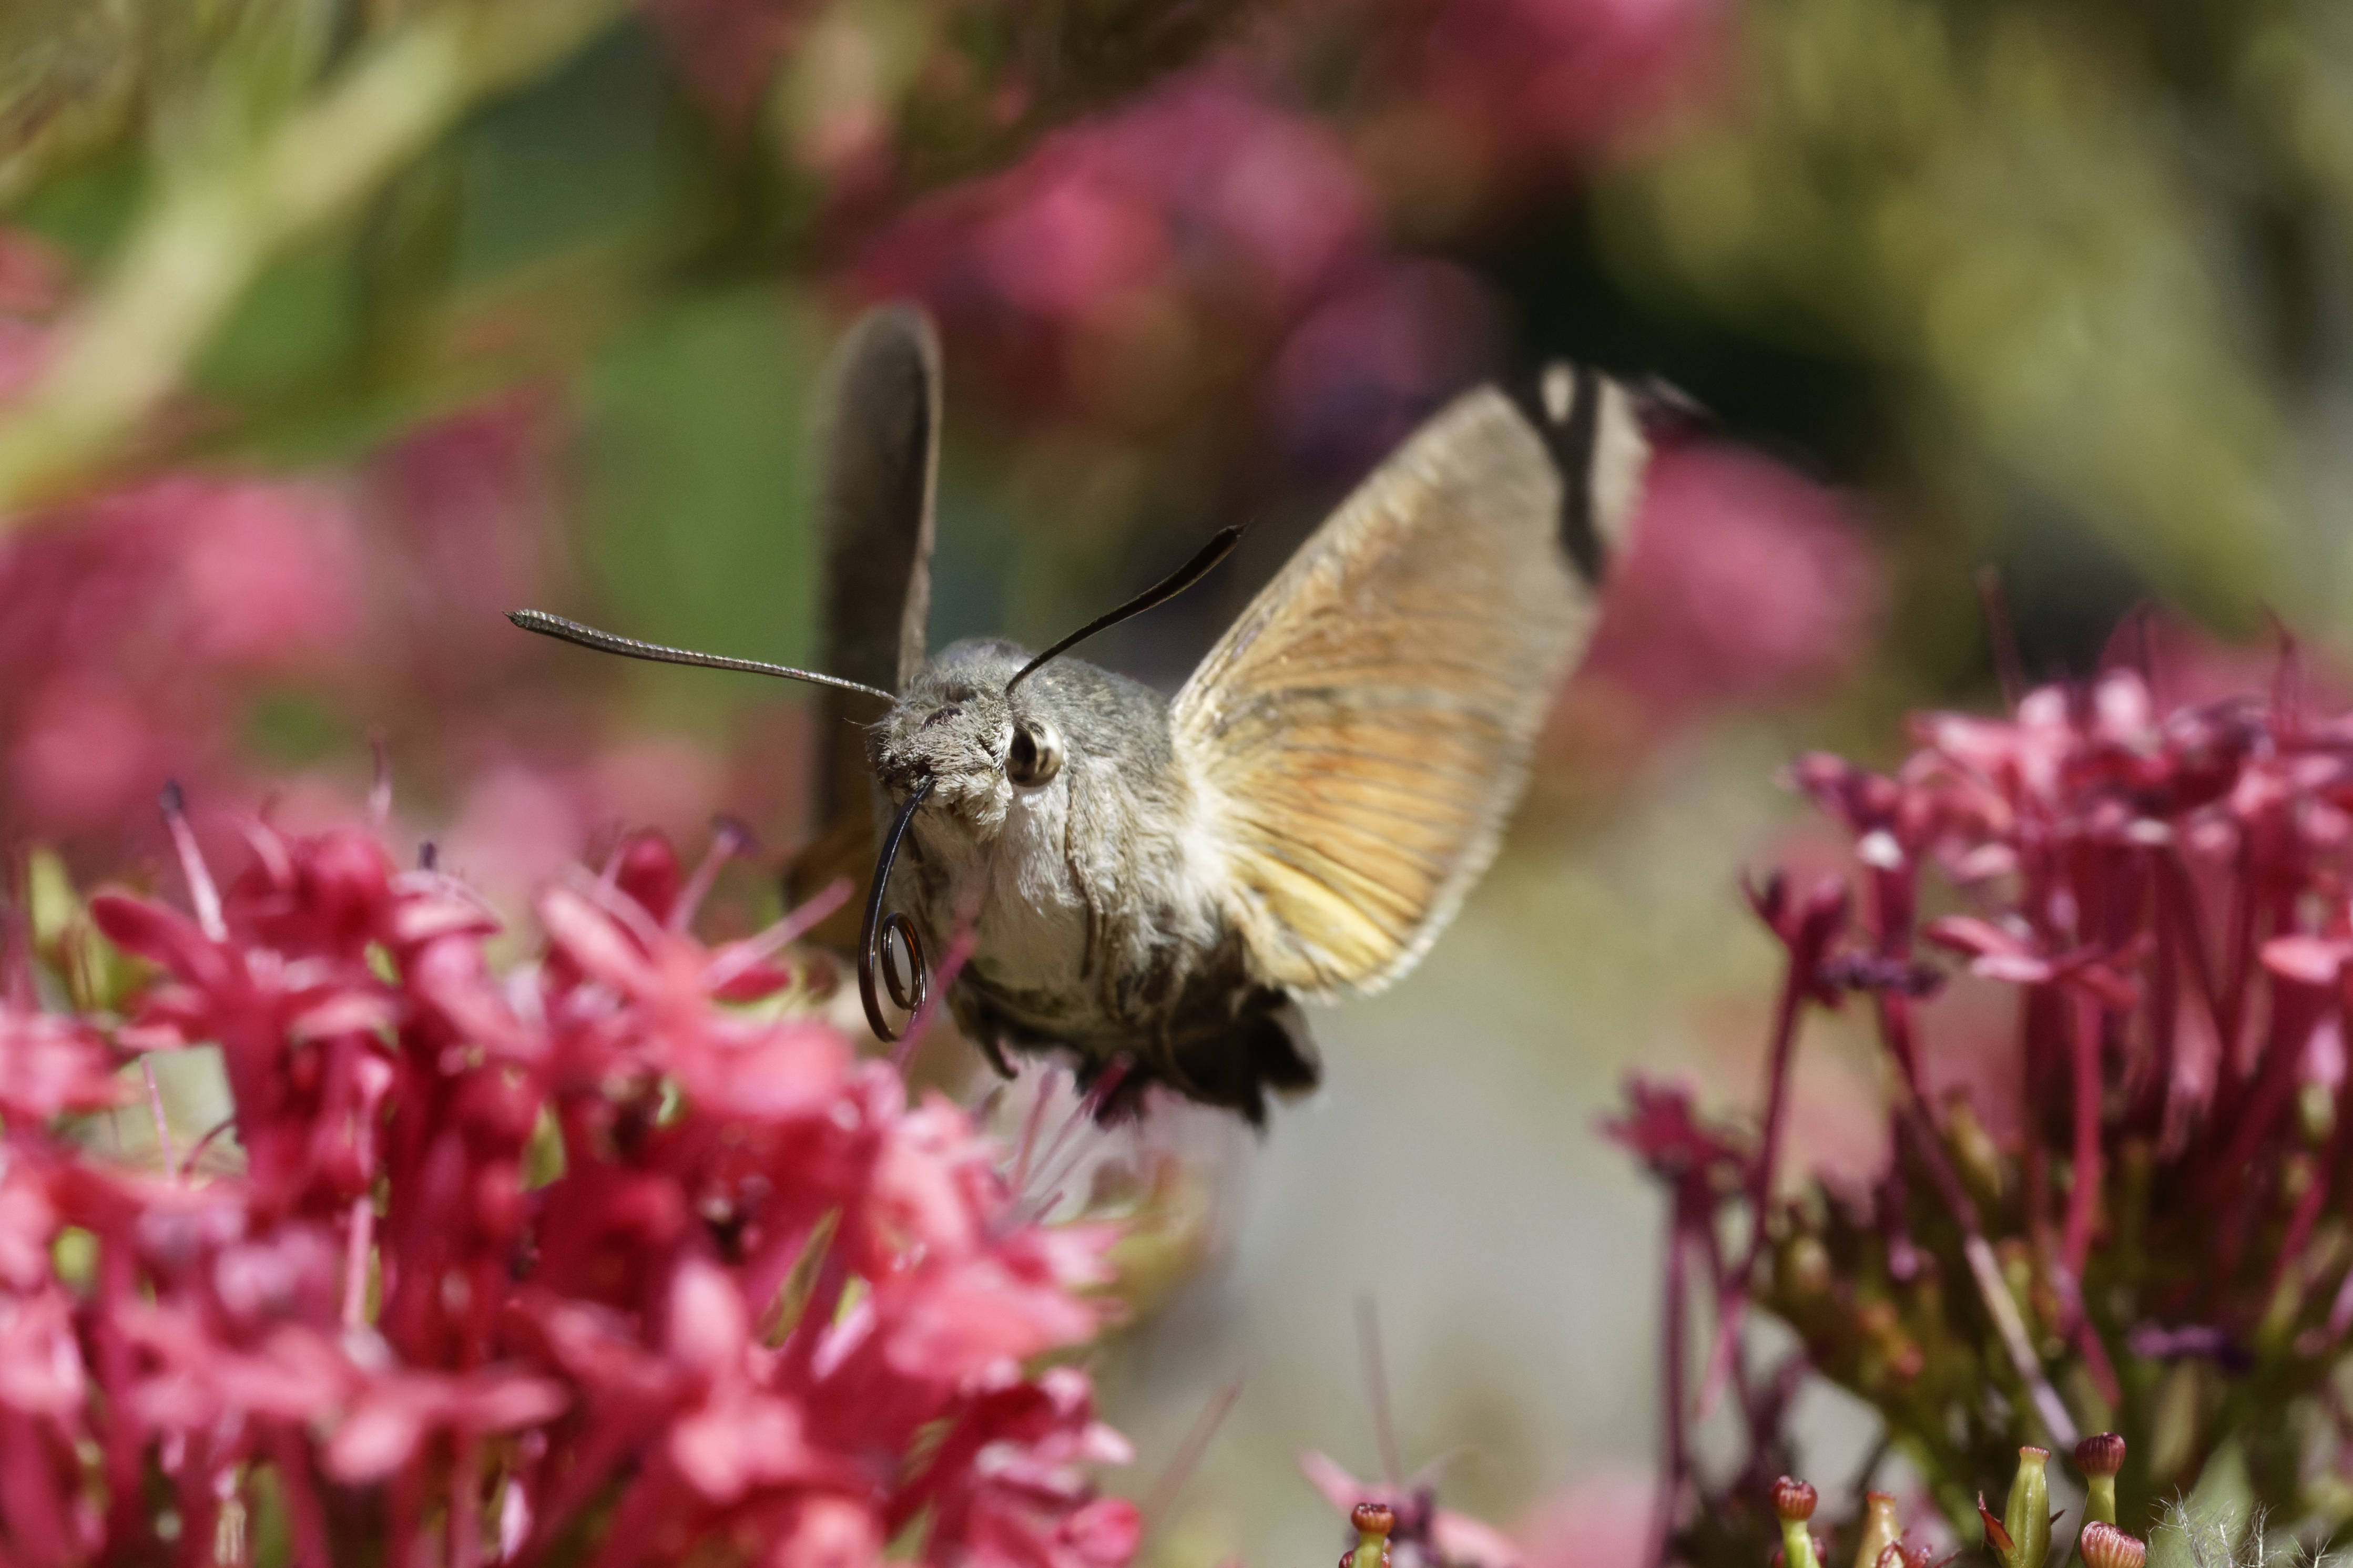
[1779,1518,1820,1568]
[2085,1473,2116,1528]
[0,0,625,518]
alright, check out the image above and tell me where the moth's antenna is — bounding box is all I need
[1005,525,1242,693]
[507,609,897,704]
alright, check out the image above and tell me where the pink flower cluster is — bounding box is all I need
[0,821,1137,1566]
[1611,638,2353,1560]
[1386,0,1726,168]
[0,475,364,844]
[856,71,1395,424]
[1575,443,1881,735]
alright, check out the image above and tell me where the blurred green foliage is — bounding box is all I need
[11,0,2352,700]
[1600,0,2353,661]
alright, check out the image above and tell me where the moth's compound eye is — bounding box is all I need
[1006,719,1064,789]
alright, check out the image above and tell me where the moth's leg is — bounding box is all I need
[1087,1049,1153,1125]
[976,1030,1017,1079]
[1245,994,1320,1092]
[946,985,1022,1079]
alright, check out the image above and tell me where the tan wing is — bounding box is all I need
[1173,367,1650,996]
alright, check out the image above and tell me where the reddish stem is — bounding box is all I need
[2062,990,2103,1282]
[514,1420,640,1568]
[2214,836,2259,1120]
[450,1432,484,1568]
[1745,951,1810,1263]
[1698,933,1814,1416]
[1875,1006,2081,1447]
[1644,1218,1692,1568]
[269,1427,333,1568]
[2208,981,2326,1232]
[140,1056,178,1178]
[94,1238,153,1553]
[343,1192,374,1327]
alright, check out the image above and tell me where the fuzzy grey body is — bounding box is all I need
[869,638,1316,1116]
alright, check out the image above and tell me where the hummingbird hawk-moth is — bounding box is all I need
[511,305,1654,1122]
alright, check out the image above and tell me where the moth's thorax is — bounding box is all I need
[871,639,1235,1048]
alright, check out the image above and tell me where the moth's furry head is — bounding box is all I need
[869,638,1026,827]
[868,636,1180,835]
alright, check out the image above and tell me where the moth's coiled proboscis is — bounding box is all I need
[859,774,935,1042]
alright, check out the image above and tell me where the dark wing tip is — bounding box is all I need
[1509,362,1610,589]
[1626,373,1714,439]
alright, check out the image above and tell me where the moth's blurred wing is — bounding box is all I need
[1173,369,1649,996]
[812,304,940,820]
[789,306,941,943]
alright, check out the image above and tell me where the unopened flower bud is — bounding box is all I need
[2073,1433,2125,1478]
[1352,1505,1394,1536]
[2073,1433,2125,1525]
[1771,1479,1821,1568]
[1851,1492,1901,1568]
[1771,1478,1818,1523]
[1348,1503,1394,1568]
[2077,1523,2145,1568]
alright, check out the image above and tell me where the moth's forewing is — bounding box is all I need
[1173,372,1649,997]
[810,305,941,818]
[787,306,942,946]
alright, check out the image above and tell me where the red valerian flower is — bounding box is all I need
[1616,644,2353,1562]
[1299,1451,1527,1568]
[0,818,1136,1565]
[1604,1077,1747,1192]
[0,1009,121,1123]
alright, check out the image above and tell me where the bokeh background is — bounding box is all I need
[4,0,2350,1563]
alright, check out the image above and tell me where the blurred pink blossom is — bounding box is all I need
[1514,1467,1654,1568]
[364,392,556,692]
[1404,0,1727,166]
[1574,442,1881,733]
[2098,609,2345,715]
[643,0,804,128]
[170,477,362,665]
[1270,259,1499,475]
[0,226,68,316]
[0,226,66,402]
[0,317,48,402]
[858,69,1375,404]
[436,739,730,914]
[0,476,366,845]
